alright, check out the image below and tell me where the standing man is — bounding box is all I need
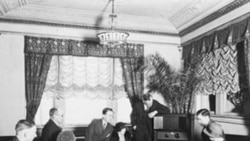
[12,119,37,141]
[143,93,170,118]
[41,107,63,141]
[131,93,170,141]
[85,107,114,141]
[196,108,225,141]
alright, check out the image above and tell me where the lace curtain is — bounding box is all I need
[43,56,126,99]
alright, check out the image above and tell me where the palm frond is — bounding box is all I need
[142,53,201,114]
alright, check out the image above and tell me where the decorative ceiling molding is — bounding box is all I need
[5,4,177,33]
[181,12,250,46]
[0,0,10,15]
[0,0,27,15]
[179,0,250,37]
[0,18,179,37]
[18,0,27,6]
[169,0,226,28]
[1,0,246,39]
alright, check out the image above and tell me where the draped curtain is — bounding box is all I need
[24,36,144,122]
[25,53,52,123]
[120,57,144,106]
[195,43,240,96]
[182,16,250,107]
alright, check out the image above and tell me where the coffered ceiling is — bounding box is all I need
[0,0,247,37]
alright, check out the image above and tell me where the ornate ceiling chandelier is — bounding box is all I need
[97,0,129,47]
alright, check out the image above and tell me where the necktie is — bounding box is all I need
[103,122,107,129]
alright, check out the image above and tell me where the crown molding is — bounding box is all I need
[0,0,27,15]
[179,0,250,37]
[0,0,10,15]
[0,18,179,37]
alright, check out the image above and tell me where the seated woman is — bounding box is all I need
[110,122,132,141]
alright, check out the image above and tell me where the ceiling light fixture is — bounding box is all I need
[97,0,129,47]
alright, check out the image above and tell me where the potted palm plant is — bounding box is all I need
[142,53,201,114]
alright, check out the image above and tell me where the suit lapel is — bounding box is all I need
[97,120,112,139]
[102,123,112,137]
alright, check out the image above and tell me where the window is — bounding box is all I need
[196,41,247,116]
[35,56,132,125]
[64,97,107,125]
[116,97,132,122]
[35,96,54,125]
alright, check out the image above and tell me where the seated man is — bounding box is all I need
[12,119,37,141]
[85,107,114,141]
[41,107,63,141]
[196,108,225,141]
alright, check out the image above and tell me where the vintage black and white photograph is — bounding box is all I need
[0,0,250,141]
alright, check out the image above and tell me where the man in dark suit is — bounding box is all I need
[12,119,37,141]
[131,94,170,141]
[196,108,225,141]
[143,93,170,118]
[41,108,63,141]
[85,107,114,141]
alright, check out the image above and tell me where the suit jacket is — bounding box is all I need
[131,101,150,129]
[85,119,113,141]
[148,100,170,116]
[131,100,170,141]
[202,120,225,141]
[131,100,152,141]
[147,100,170,134]
[41,119,62,141]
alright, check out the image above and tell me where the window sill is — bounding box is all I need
[210,114,250,136]
[211,114,250,125]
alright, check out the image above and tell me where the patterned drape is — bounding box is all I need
[25,53,52,123]
[121,57,144,106]
[183,16,250,98]
[195,44,240,95]
[25,36,144,58]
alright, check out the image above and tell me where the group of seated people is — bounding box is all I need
[11,93,225,141]
[12,93,169,141]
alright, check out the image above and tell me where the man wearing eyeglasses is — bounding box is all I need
[41,107,63,141]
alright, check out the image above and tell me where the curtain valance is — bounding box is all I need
[182,16,250,59]
[24,36,144,58]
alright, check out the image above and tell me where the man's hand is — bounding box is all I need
[148,110,158,118]
[106,133,110,137]
[133,125,137,130]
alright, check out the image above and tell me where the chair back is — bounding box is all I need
[56,130,76,141]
